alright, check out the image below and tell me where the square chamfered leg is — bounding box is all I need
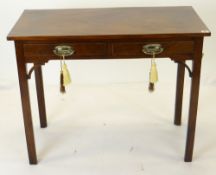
[184,38,203,162]
[15,42,37,164]
[34,65,47,128]
[174,61,185,125]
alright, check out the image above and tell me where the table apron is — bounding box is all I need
[23,40,195,63]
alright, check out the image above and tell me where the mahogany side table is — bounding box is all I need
[7,6,211,164]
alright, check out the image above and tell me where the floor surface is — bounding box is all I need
[0,83,216,175]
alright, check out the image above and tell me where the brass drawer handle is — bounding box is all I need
[142,44,164,55]
[53,45,75,57]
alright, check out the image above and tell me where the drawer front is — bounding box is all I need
[112,41,194,58]
[24,42,108,61]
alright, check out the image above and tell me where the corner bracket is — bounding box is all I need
[27,63,45,79]
[174,61,193,78]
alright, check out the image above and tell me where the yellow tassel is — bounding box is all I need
[149,59,158,92]
[62,62,71,86]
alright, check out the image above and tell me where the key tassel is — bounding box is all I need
[148,58,158,92]
[62,63,71,86]
[59,57,71,93]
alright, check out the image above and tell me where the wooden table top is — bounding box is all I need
[7,6,211,41]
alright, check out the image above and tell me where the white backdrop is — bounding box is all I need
[1,1,216,174]
[0,0,215,86]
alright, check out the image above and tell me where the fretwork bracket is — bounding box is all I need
[174,61,193,78]
[26,63,45,79]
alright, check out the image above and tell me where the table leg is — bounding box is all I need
[34,65,47,128]
[15,42,37,164]
[174,61,185,125]
[184,38,203,162]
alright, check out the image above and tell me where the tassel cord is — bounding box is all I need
[148,52,157,92]
[63,55,66,64]
[60,55,66,70]
[151,52,156,66]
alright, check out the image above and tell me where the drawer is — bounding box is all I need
[24,42,108,61]
[112,41,194,58]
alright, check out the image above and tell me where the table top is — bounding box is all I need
[7,6,211,41]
